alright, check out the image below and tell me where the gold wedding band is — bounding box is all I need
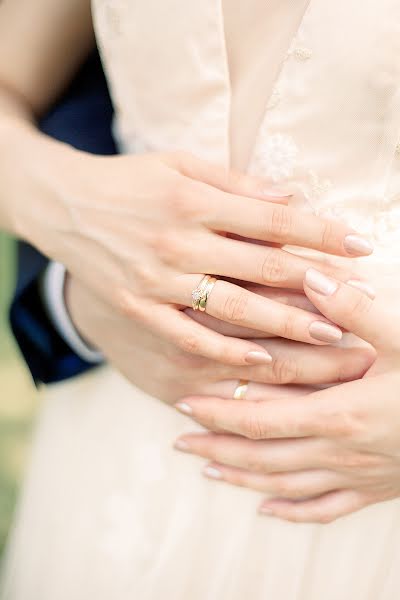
[191,275,218,312]
[233,380,249,400]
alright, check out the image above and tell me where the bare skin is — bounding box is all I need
[0,0,372,366]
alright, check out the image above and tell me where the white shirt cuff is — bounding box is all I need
[41,262,104,364]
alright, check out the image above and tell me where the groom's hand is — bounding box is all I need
[66,275,374,405]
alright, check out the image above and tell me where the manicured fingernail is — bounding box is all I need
[347,280,376,300]
[305,268,338,296]
[174,439,191,452]
[175,402,193,415]
[203,466,223,480]
[259,505,274,515]
[309,321,342,343]
[246,351,273,365]
[344,235,374,256]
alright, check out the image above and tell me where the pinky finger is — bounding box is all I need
[150,305,274,366]
[259,489,373,524]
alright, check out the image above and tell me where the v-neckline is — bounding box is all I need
[217,0,314,169]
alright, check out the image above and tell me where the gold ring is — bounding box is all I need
[191,275,218,312]
[233,380,249,400]
[191,275,210,310]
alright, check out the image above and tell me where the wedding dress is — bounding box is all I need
[2,1,400,598]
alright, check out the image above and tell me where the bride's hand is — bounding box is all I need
[174,272,400,523]
[67,275,374,404]
[22,149,373,366]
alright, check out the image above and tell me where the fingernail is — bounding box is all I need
[246,351,273,365]
[305,268,338,296]
[347,279,376,300]
[344,235,374,256]
[175,402,193,415]
[259,505,274,515]
[203,466,223,480]
[309,321,342,343]
[174,439,191,452]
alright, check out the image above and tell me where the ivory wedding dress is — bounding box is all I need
[2,1,400,598]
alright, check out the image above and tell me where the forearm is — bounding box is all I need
[0,0,94,237]
[0,89,80,245]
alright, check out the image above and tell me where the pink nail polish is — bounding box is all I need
[174,439,190,452]
[203,466,223,480]
[347,279,376,300]
[344,235,373,256]
[175,402,193,415]
[259,505,274,515]
[309,321,342,343]
[246,351,273,365]
[305,268,338,296]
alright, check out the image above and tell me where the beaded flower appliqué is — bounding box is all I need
[255,133,299,182]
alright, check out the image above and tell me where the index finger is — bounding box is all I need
[303,269,392,349]
[208,192,373,258]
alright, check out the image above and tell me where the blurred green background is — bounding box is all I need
[0,235,37,558]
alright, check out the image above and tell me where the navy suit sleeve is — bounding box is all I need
[10,50,118,385]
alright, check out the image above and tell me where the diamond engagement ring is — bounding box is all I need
[191,275,218,312]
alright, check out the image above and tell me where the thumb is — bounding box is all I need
[303,268,393,349]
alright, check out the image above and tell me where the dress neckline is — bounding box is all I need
[216,0,313,169]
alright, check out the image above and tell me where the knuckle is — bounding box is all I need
[134,263,159,290]
[267,205,293,238]
[260,249,289,285]
[221,290,249,322]
[320,221,336,250]
[278,312,297,341]
[171,348,205,370]
[329,451,358,470]
[113,286,142,319]
[243,412,267,440]
[173,179,210,221]
[331,451,381,472]
[226,469,247,487]
[270,356,300,384]
[347,293,373,323]
[245,453,269,473]
[153,231,183,264]
[166,179,194,216]
[271,476,296,498]
[214,345,238,365]
[335,360,357,383]
[322,406,361,438]
[179,333,202,355]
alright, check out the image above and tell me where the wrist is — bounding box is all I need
[43,266,104,363]
[0,116,82,244]
[64,273,103,354]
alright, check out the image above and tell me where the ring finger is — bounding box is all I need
[171,274,343,345]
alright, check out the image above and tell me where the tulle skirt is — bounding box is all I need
[1,365,400,600]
